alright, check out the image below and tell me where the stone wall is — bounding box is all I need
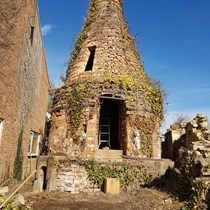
[0,0,49,181]
[162,114,210,176]
[162,122,186,159]
[34,155,174,193]
[56,162,100,193]
[34,156,100,193]
[49,0,163,161]
[162,115,210,207]
[185,114,210,148]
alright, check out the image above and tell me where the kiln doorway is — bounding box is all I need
[98,98,125,150]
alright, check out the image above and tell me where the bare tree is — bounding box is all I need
[174,113,191,124]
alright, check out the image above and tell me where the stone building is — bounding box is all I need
[0,0,49,181]
[49,0,163,160]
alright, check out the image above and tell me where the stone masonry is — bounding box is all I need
[0,0,49,181]
[49,0,163,160]
[162,115,210,206]
[34,155,174,193]
[162,114,210,176]
[34,0,169,194]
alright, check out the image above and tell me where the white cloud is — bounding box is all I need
[41,24,55,36]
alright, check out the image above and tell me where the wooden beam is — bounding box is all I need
[0,170,37,209]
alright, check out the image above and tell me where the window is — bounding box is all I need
[30,15,35,45]
[28,131,40,157]
[85,46,96,71]
[0,118,3,145]
[30,26,35,45]
[83,124,87,137]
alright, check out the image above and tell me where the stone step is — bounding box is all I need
[94,149,123,162]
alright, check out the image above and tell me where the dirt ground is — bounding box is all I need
[25,187,184,210]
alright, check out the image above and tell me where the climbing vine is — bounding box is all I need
[82,160,152,189]
[59,67,164,155]
[56,0,165,156]
[133,116,155,157]
[66,0,98,77]
[64,81,95,134]
[176,165,210,210]
[13,130,23,180]
[103,69,164,155]
[103,68,164,120]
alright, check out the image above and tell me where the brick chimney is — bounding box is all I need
[67,0,146,83]
[49,0,163,160]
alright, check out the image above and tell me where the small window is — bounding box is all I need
[83,124,87,137]
[0,118,4,145]
[30,26,35,45]
[30,15,35,45]
[85,46,96,71]
[28,131,40,157]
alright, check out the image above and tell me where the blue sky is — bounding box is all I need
[38,0,210,131]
